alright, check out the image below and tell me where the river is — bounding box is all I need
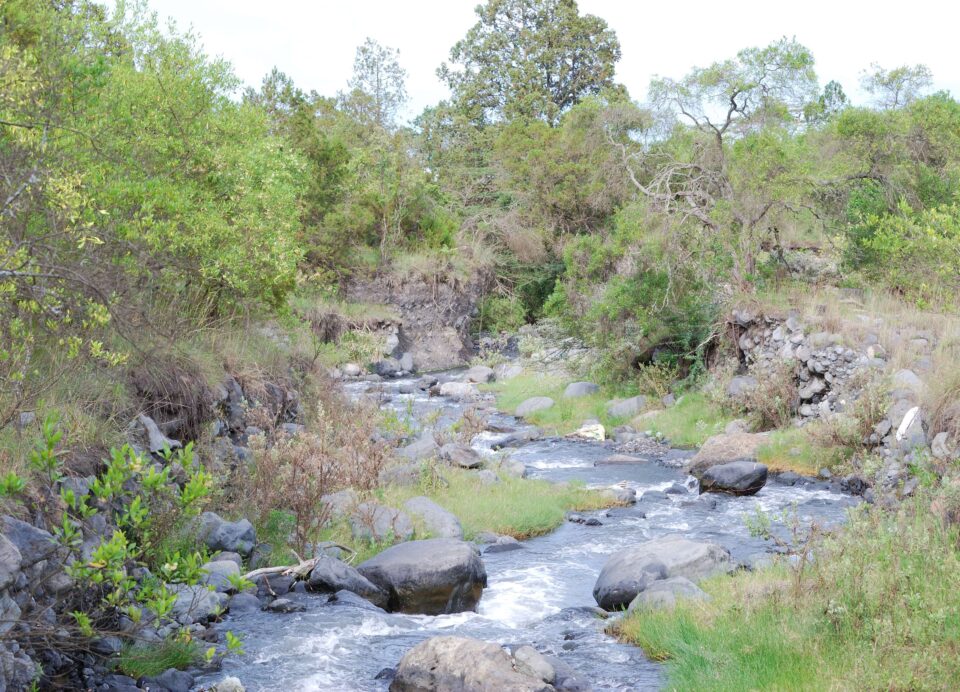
[197,372,857,691]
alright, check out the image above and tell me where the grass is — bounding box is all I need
[483,373,639,436]
[315,468,612,564]
[114,639,201,678]
[613,489,960,690]
[755,426,851,476]
[646,393,733,448]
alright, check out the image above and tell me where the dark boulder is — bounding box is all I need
[306,556,388,608]
[358,539,486,615]
[699,461,768,496]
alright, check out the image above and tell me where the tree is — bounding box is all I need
[860,63,933,109]
[615,38,820,287]
[439,0,621,126]
[805,79,849,123]
[340,38,407,129]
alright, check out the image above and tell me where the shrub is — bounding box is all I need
[237,387,389,556]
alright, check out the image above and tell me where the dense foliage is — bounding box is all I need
[2,0,959,411]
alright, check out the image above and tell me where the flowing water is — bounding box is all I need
[198,373,858,691]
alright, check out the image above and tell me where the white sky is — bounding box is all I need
[119,0,960,121]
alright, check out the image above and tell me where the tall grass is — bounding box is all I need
[615,490,960,689]
[647,393,733,448]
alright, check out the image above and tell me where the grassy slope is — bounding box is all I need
[614,493,960,689]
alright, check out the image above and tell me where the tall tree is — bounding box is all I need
[860,63,933,109]
[615,38,820,287]
[340,38,407,129]
[439,0,621,126]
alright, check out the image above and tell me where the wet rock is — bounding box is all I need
[390,636,551,692]
[138,413,181,454]
[597,453,645,465]
[375,358,402,378]
[198,512,257,555]
[399,352,415,373]
[227,592,260,613]
[593,535,732,610]
[349,503,414,543]
[516,397,555,417]
[307,556,388,608]
[209,678,246,692]
[439,443,482,469]
[563,382,598,398]
[601,487,636,505]
[627,576,709,611]
[606,396,647,419]
[264,597,306,613]
[698,461,768,496]
[358,539,486,615]
[484,536,524,554]
[512,645,556,685]
[142,668,194,692]
[464,365,495,383]
[327,589,388,613]
[686,432,767,476]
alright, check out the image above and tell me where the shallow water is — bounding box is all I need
[198,374,857,691]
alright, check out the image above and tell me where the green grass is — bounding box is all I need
[114,639,201,679]
[646,393,733,448]
[483,373,639,436]
[614,490,960,689]
[316,468,612,563]
[756,426,851,476]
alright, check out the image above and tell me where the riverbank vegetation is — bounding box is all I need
[614,486,960,689]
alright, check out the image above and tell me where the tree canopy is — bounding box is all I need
[439,0,621,125]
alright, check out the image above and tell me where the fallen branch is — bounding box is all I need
[241,543,356,581]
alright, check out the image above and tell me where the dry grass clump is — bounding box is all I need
[739,362,799,431]
[925,341,960,443]
[230,386,390,556]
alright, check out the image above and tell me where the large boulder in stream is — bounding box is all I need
[358,539,486,615]
[686,432,767,476]
[390,636,554,692]
[699,461,768,496]
[593,535,732,610]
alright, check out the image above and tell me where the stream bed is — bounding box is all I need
[198,373,859,691]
